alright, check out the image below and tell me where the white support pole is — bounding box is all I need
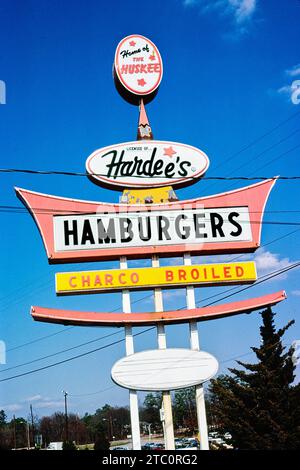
[152,255,175,451]
[120,256,141,450]
[183,253,209,450]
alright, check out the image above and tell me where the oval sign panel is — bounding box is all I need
[111,348,219,391]
[114,34,163,96]
[86,140,209,189]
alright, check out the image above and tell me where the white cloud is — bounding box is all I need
[253,247,297,280]
[163,289,186,301]
[229,0,256,24]
[183,0,198,5]
[183,0,257,30]
[0,403,23,412]
[0,396,65,414]
[277,84,294,97]
[34,400,64,409]
[276,65,300,104]
[143,288,186,305]
[159,257,183,266]
[181,249,294,281]
[277,79,300,96]
[23,394,43,403]
[286,64,300,77]
[292,290,300,297]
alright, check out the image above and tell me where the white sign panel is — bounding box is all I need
[53,206,252,252]
[86,140,209,189]
[111,348,219,391]
[114,34,163,96]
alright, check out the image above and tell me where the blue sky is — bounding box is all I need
[0,0,300,420]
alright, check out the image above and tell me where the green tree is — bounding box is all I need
[62,440,77,450]
[0,410,6,427]
[0,410,8,450]
[209,307,300,449]
[173,388,197,432]
[140,393,162,430]
[94,430,110,451]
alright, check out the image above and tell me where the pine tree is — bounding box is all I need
[209,307,300,449]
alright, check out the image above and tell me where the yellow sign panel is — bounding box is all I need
[56,262,257,295]
[122,186,175,204]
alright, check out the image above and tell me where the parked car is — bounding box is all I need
[151,443,164,450]
[111,446,129,451]
[175,440,186,449]
[141,442,154,450]
[142,442,164,450]
[177,439,199,450]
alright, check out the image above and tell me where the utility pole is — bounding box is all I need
[30,404,34,447]
[147,423,152,443]
[13,414,16,449]
[62,390,69,442]
[26,422,30,450]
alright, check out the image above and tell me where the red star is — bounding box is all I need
[149,54,156,61]
[164,146,177,157]
[137,78,146,87]
[129,40,136,47]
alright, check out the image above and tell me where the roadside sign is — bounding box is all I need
[114,34,163,97]
[86,140,209,189]
[55,261,257,295]
[111,349,219,391]
[15,178,275,264]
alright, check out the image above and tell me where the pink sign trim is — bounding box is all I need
[31,290,286,326]
[15,178,277,264]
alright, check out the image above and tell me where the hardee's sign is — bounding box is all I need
[86,141,209,188]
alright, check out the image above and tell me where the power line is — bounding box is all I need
[218,143,300,193]
[6,327,74,352]
[57,339,295,397]
[69,385,116,398]
[203,118,300,194]
[219,341,293,365]
[198,261,300,309]
[2,206,300,227]
[0,338,293,403]
[221,227,300,263]
[0,330,124,373]
[209,109,300,174]
[3,292,152,350]
[2,205,300,215]
[219,132,300,179]
[2,167,300,179]
[198,141,300,197]
[251,144,300,176]
[0,327,155,383]
[169,260,299,311]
